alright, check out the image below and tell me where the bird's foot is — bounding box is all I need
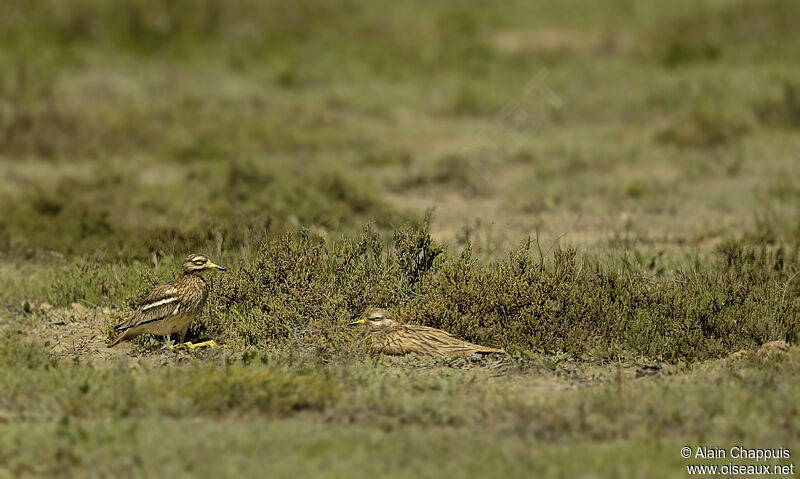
[181,340,218,349]
[164,339,218,350]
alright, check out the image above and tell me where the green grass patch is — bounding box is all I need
[0,328,798,478]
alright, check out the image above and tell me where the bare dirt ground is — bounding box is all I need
[16,303,224,368]
[7,303,703,390]
[10,302,794,402]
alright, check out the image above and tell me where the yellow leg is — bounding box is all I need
[163,333,176,349]
[168,340,218,350]
[168,328,191,350]
[166,325,217,350]
[184,340,218,349]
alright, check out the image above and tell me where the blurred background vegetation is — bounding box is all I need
[1,0,799,262]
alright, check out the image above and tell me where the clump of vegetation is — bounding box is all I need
[410,239,799,360]
[654,103,752,149]
[203,221,800,361]
[206,220,442,353]
[754,80,800,129]
[393,153,488,197]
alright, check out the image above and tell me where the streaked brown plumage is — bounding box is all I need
[108,254,227,348]
[350,307,505,356]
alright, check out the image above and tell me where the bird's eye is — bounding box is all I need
[193,260,205,265]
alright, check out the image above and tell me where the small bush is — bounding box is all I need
[206,220,441,353]
[205,221,800,361]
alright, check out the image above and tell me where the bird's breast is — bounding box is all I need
[177,275,209,316]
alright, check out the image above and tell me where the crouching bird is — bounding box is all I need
[108,254,227,349]
[350,307,505,356]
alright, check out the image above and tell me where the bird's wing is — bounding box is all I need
[401,325,505,355]
[114,283,182,332]
[372,328,415,355]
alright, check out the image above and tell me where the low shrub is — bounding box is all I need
[205,221,800,361]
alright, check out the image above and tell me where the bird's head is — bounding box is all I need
[181,254,228,275]
[350,307,398,330]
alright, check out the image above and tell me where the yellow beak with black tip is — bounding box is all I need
[207,262,228,272]
[349,318,366,327]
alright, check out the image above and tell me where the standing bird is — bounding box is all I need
[108,254,227,349]
[350,307,505,356]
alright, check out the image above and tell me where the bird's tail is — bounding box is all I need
[474,346,506,354]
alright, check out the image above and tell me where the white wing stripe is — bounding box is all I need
[141,297,178,311]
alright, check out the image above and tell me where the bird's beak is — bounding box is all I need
[349,318,366,327]
[208,262,228,272]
